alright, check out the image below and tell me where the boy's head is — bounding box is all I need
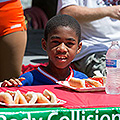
[42,14,82,69]
[44,14,81,43]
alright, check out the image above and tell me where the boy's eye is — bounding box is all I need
[66,42,75,47]
[52,40,59,43]
[67,42,74,45]
[51,40,60,44]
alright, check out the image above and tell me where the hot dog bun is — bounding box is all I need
[17,90,37,104]
[17,90,27,104]
[36,93,50,103]
[91,76,106,85]
[68,77,103,88]
[85,79,102,87]
[0,92,14,104]
[68,77,85,88]
[26,91,37,104]
[43,89,57,103]
[11,90,19,104]
[0,89,58,104]
[0,90,19,104]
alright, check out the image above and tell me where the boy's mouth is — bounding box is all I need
[56,55,67,62]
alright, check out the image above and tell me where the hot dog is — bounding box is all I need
[36,93,50,103]
[17,90,37,104]
[68,77,85,88]
[17,89,57,104]
[43,89,57,103]
[68,77,103,88]
[0,90,19,104]
[36,89,57,103]
[84,78,102,87]
[91,76,106,85]
[0,89,58,104]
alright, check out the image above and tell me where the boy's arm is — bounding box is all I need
[1,77,25,87]
[59,5,120,23]
[73,69,88,79]
[1,71,33,87]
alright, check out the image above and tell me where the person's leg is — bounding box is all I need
[0,31,27,81]
[72,51,107,77]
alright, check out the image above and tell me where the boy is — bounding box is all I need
[1,14,88,87]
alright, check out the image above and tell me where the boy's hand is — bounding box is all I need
[1,77,25,87]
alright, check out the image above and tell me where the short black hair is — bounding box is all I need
[44,14,81,43]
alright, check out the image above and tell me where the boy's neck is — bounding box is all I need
[43,65,70,81]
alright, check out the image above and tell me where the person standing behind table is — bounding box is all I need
[57,0,120,77]
[0,0,27,81]
[1,14,88,87]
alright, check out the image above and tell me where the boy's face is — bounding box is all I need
[42,26,82,69]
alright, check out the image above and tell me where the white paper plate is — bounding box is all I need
[0,99,66,108]
[57,81,105,92]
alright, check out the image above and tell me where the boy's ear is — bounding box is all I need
[77,42,82,54]
[41,38,47,51]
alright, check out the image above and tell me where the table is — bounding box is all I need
[0,85,120,120]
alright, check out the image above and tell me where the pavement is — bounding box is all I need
[22,29,48,65]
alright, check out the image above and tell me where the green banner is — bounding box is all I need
[0,107,120,120]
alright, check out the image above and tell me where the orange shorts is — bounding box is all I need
[0,0,27,36]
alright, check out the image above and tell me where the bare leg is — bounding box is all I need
[0,31,27,81]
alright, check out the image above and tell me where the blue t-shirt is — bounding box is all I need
[20,65,88,86]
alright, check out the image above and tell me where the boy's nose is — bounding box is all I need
[57,43,67,52]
